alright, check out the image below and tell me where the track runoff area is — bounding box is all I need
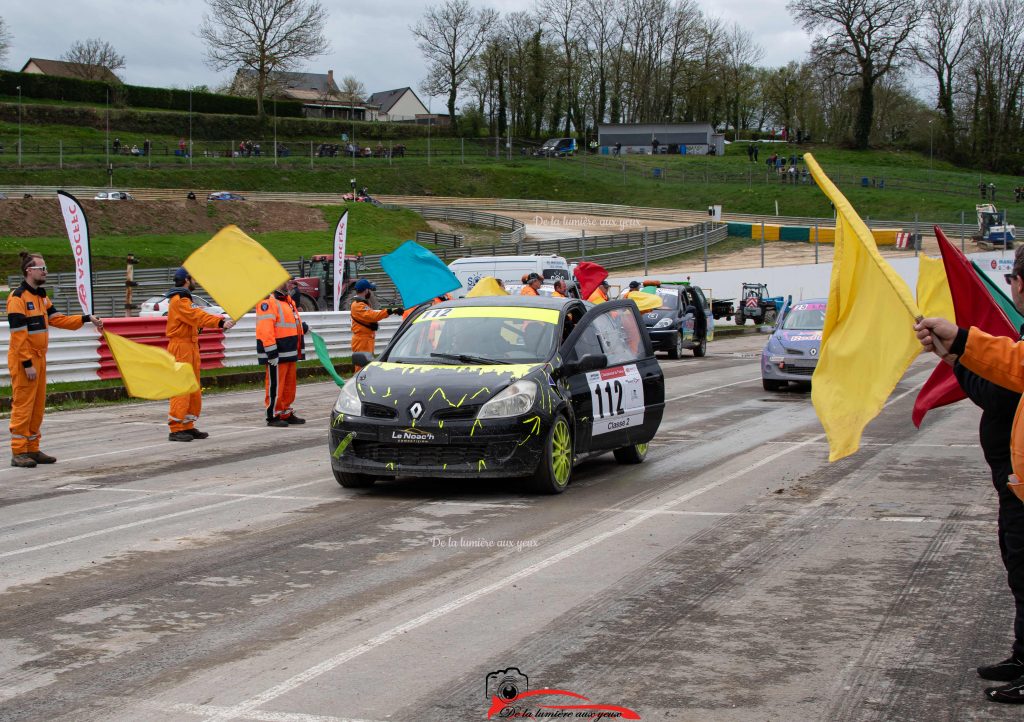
[0,331,1011,721]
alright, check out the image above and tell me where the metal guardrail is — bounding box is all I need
[415,231,463,247]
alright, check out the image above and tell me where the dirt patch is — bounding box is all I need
[425,219,502,245]
[0,199,327,238]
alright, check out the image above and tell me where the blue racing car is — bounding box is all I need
[760,298,826,391]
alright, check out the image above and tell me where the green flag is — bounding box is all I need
[972,261,1024,329]
[311,330,347,388]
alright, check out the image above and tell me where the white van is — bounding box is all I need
[448,255,572,298]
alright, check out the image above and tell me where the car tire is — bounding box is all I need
[299,295,317,312]
[333,468,376,488]
[527,415,573,494]
[613,442,649,465]
[762,378,785,391]
[763,309,777,326]
[693,335,707,357]
[667,333,683,359]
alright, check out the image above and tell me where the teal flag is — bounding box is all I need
[311,330,347,388]
[380,240,461,307]
[972,261,1024,329]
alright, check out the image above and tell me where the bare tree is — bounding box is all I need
[339,75,366,103]
[412,0,498,125]
[913,0,976,155]
[199,0,330,118]
[61,38,126,80]
[788,0,923,148]
[0,17,11,67]
[721,22,765,134]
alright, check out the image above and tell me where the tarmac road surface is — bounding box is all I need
[0,334,1018,721]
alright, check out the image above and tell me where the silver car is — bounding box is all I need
[760,298,826,391]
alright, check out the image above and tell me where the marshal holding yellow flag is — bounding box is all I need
[804,153,924,462]
[104,225,290,400]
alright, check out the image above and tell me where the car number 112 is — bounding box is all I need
[585,365,645,435]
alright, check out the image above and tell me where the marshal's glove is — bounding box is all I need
[268,356,279,367]
[388,307,404,316]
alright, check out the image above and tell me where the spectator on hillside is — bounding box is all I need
[130,144,140,156]
[990,183,997,202]
[614,141,621,156]
[747,143,754,162]
[651,137,660,154]
[981,182,989,200]
[143,139,151,156]
[752,144,759,162]
[113,137,121,154]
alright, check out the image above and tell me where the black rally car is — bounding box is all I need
[329,297,665,493]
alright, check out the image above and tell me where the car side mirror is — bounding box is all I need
[559,352,607,377]
[351,351,374,367]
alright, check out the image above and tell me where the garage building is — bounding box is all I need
[597,123,724,156]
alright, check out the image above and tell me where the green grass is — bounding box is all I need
[4,204,433,273]
[1,111,1017,225]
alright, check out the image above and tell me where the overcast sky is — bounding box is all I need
[3,0,812,103]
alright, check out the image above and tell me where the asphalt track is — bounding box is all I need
[0,333,1018,721]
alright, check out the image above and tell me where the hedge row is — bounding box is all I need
[0,103,439,141]
[0,70,304,117]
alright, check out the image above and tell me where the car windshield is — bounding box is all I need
[386,306,559,365]
[782,303,826,330]
[656,291,679,310]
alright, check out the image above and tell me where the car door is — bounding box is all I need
[560,300,664,455]
[690,286,714,341]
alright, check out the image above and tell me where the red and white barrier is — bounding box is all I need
[0,312,402,386]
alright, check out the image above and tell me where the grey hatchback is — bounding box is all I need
[760,298,826,391]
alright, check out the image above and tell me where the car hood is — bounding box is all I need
[772,329,823,353]
[355,361,546,425]
[642,309,672,325]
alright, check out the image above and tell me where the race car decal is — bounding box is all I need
[586,364,644,435]
[372,362,541,378]
[791,303,826,311]
[781,331,823,342]
[411,306,559,324]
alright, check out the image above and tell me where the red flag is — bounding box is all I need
[912,227,1019,426]
[573,261,608,300]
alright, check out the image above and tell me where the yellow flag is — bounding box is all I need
[184,225,290,320]
[806,154,922,461]
[105,332,200,400]
[466,277,510,297]
[628,292,662,312]
[916,255,955,321]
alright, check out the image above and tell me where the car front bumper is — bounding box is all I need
[762,354,817,382]
[329,414,547,479]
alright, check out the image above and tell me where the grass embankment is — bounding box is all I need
[4,204,432,273]
[0,118,1016,221]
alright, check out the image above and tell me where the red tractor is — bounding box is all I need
[294,254,362,311]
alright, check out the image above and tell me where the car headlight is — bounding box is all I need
[654,317,673,329]
[477,380,538,419]
[333,382,362,417]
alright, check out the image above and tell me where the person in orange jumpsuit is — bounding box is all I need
[588,280,610,304]
[622,280,642,299]
[350,279,402,371]
[520,272,542,296]
[166,267,234,441]
[7,252,105,468]
[402,293,451,320]
[552,279,568,298]
[257,282,307,427]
